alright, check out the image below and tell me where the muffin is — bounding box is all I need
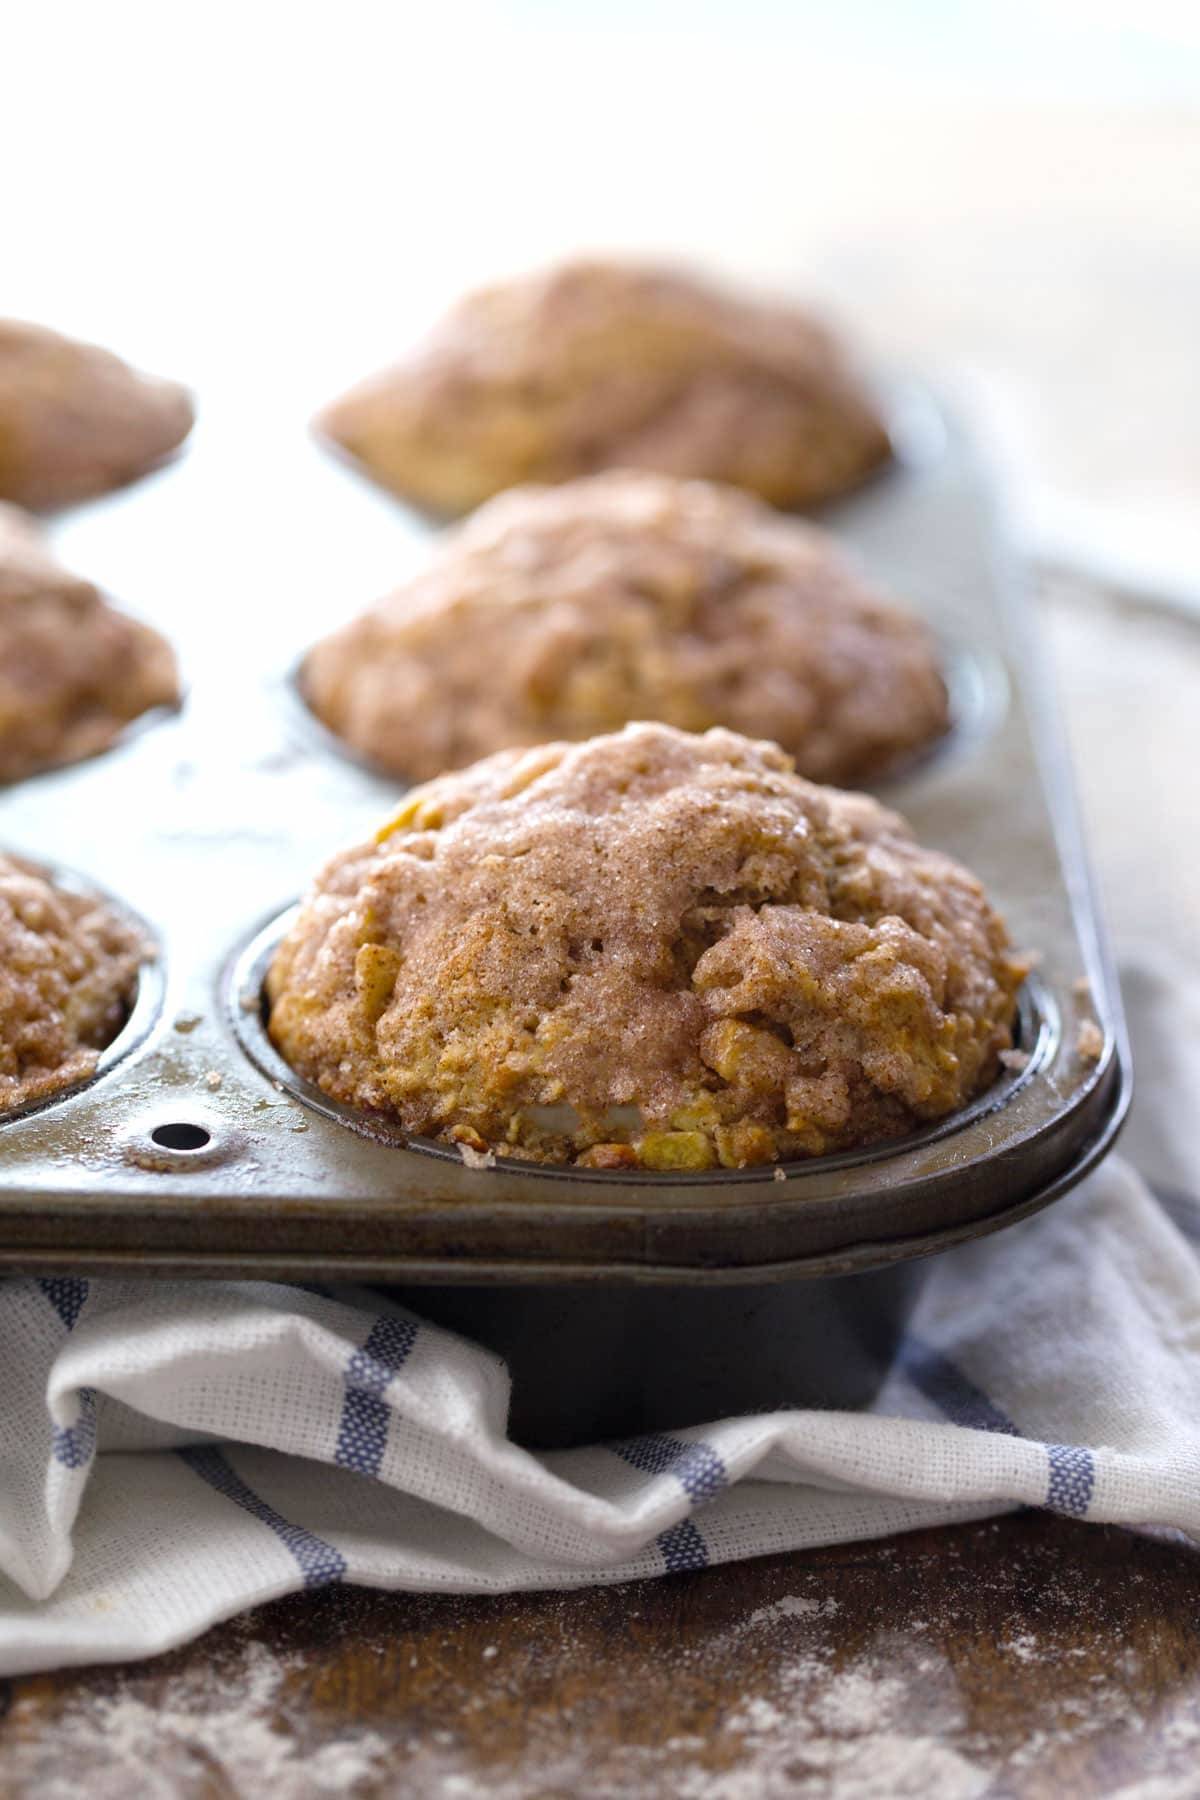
[267,723,1027,1168]
[315,260,890,515]
[0,855,145,1115]
[0,319,193,509]
[0,505,179,783]
[304,472,948,787]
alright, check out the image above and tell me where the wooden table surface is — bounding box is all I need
[0,581,1196,1795]
[3,1512,1199,1798]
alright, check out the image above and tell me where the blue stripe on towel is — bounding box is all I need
[896,1340,1022,1436]
[334,1315,419,1477]
[1045,1443,1096,1517]
[658,1519,709,1572]
[609,1435,722,1573]
[178,1445,347,1587]
[51,1389,97,1469]
[37,1278,89,1332]
[900,1335,1095,1518]
[612,1432,728,1504]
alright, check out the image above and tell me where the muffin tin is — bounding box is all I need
[0,381,1129,1284]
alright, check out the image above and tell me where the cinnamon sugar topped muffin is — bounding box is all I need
[0,505,179,784]
[0,320,193,509]
[0,855,145,1115]
[304,471,948,787]
[267,723,1027,1168]
[315,261,890,515]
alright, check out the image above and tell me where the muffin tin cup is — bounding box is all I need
[284,635,1010,799]
[391,1263,932,1447]
[0,693,184,798]
[0,863,164,1128]
[0,382,1129,1293]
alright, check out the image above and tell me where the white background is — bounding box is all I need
[4,1,1199,614]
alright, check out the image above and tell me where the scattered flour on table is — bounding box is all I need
[10,1559,1200,1798]
[743,1595,839,1629]
[383,1623,992,1800]
[4,1639,390,1800]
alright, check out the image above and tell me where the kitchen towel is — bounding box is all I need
[0,957,1196,1677]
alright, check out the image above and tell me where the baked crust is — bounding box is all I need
[304,472,948,787]
[0,505,179,783]
[0,855,144,1115]
[267,723,1027,1168]
[0,320,193,509]
[315,261,891,514]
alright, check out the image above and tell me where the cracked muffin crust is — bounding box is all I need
[0,506,179,784]
[315,261,891,515]
[303,471,949,786]
[0,320,193,509]
[267,723,1027,1168]
[0,856,145,1115]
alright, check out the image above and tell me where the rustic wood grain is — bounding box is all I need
[1,1512,1199,1796]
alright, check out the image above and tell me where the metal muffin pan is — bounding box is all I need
[0,381,1129,1283]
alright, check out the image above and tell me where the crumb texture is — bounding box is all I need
[305,471,948,786]
[0,319,193,508]
[316,261,890,514]
[0,856,144,1114]
[0,505,179,783]
[267,723,1025,1166]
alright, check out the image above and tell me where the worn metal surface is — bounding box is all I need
[0,385,1128,1281]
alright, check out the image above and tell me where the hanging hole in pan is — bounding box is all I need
[121,1109,240,1171]
[150,1121,212,1152]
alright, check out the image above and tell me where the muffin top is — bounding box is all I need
[267,723,1026,1168]
[0,855,145,1115]
[315,261,891,515]
[0,319,193,509]
[0,505,179,784]
[305,471,948,787]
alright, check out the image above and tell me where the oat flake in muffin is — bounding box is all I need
[0,504,179,784]
[0,856,145,1115]
[315,260,890,515]
[304,471,948,787]
[267,723,1028,1169]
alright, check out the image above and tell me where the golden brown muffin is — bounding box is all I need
[0,505,180,784]
[304,471,948,786]
[0,855,145,1115]
[0,320,193,509]
[315,261,891,515]
[267,724,1027,1168]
